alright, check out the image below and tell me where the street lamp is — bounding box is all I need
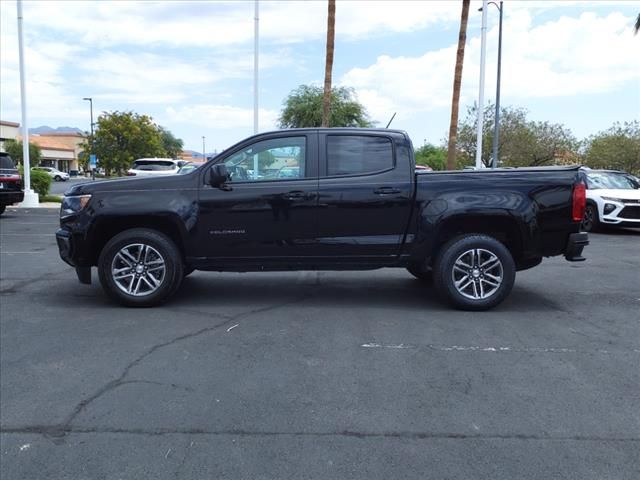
[83,97,94,179]
[480,1,504,168]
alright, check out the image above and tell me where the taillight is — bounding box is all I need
[127,172,136,176]
[572,182,586,222]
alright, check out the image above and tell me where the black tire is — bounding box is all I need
[54,175,61,181]
[0,205,5,215]
[433,234,515,311]
[98,228,184,307]
[406,262,433,283]
[581,203,599,233]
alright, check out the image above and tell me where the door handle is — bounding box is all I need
[285,190,306,200]
[373,187,401,195]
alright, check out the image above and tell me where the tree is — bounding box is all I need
[415,143,448,171]
[85,111,165,175]
[158,126,184,158]
[456,103,577,168]
[635,13,640,34]
[3,139,42,166]
[278,85,374,128]
[446,0,470,170]
[583,121,640,175]
[322,0,337,127]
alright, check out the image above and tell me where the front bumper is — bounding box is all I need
[56,228,92,284]
[565,232,589,262]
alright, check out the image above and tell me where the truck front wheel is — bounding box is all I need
[98,228,184,307]
[433,234,515,311]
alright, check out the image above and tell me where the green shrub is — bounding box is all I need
[18,167,52,196]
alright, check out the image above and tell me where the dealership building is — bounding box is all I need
[0,120,86,173]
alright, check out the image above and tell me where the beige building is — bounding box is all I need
[1,120,86,173]
[31,132,86,173]
[0,120,20,153]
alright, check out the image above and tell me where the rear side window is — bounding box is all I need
[132,160,176,171]
[326,136,393,176]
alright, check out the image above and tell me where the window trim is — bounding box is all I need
[321,133,396,180]
[202,133,314,186]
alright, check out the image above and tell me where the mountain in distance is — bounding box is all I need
[29,125,84,135]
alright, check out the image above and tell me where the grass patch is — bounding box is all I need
[39,194,63,203]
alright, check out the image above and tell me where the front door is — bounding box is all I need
[195,132,318,263]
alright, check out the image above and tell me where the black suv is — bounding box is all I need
[0,153,24,214]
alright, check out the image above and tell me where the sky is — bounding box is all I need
[0,0,638,154]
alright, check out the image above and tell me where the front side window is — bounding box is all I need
[326,135,393,176]
[223,136,306,182]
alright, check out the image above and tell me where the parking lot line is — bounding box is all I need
[360,343,640,354]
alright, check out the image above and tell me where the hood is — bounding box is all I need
[65,173,197,196]
[588,188,640,200]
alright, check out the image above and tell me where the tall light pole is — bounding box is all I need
[489,1,503,168]
[475,0,488,170]
[202,136,206,161]
[253,0,259,134]
[17,0,38,207]
[83,97,94,179]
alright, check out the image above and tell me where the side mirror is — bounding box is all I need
[207,164,229,187]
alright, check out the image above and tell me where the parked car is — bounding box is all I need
[32,166,69,181]
[581,169,640,232]
[127,158,184,177]
[0,154,24,214]
[177,162,201,175]
[56,128,588,310]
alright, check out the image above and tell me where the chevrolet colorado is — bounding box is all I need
[56,128,588,310]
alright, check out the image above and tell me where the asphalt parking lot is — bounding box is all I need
[1,208,638,479]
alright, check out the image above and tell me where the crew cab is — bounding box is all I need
[56,128,588,310]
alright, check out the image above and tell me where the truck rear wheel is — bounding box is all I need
[433,234,515,311]
[98,228,184,307]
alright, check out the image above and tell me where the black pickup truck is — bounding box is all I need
[56,128,588,310]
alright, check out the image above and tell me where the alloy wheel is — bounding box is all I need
[111,243,166,296]
[451,248,503,300]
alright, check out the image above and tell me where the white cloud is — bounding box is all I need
[341,10,640,120]
[165,105,278,131]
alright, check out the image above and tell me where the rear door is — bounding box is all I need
[316,132,413,260]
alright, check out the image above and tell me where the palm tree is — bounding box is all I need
[446,0,470,170]
[322,0,336,127]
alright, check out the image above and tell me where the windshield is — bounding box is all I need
[587,172,638,190]
[0,156,17,169]
[132,160,176,171]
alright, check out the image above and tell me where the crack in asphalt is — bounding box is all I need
[1,426,638,443]
[0,269,71,294]
[52,294,313,436]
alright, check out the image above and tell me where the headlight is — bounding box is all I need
[61,194,92,217]
[601,196,623,202]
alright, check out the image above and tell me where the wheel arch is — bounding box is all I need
[88,215,188,266]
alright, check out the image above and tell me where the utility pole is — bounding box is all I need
[202,136,206,162]
[83,97,94,179]
[475,0,488,170]
[17,0,38,207]
[253,0,259,135]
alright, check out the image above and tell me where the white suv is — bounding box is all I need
[32,166,70,181]
[582,169,640,231]
[127,158,184,177]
